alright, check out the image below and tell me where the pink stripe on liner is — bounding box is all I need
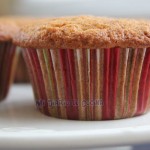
[102,48,120,120]
[28,49,49,115]
[67,50,79,120]
[109,48,120,119]
[136,48,150,115]
[59,49,76,119]
[28,49,43,100]
[142,49,150,113]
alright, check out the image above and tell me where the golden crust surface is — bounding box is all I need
[14,16,150,49]
[0,17,35,42]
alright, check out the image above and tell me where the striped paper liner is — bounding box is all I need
[23,48,150,120]
[0,42,19,100]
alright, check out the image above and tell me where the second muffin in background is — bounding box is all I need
[0,17,36,100]
[14,16,150,120]
[0,17,21,100]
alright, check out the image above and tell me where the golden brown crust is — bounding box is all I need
[0,17,35,42]
[14,16,150,49]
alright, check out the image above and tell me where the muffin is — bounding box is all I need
[0,17,20,100]
[14,16,150,120]
[0,17,34,100]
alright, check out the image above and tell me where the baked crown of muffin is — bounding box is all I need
[14,16,150,49]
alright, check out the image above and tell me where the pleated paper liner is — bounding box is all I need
[23,48,150,120]
[0,42,19,100]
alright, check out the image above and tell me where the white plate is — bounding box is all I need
[0,85,150,149]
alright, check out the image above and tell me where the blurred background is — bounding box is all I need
[0,0,150,150]
[0,0,150,18]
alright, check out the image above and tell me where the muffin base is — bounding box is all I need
[23,48,150,120]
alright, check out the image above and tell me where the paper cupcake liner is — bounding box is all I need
[23,48,150,120]
[0,42,19,100]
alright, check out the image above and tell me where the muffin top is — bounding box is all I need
[14,16,150,49]
[0,17,35,42]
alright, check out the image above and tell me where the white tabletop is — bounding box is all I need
[0,85,150,149]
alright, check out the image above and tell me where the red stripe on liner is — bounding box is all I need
[143,65,150,112]
[90,49,96,120]
[136,48,150,115]
[67,50,79,120]
[28,48,49,115]
[59,49,75,120]
[102,49,110,120]
[109,48,120,119]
